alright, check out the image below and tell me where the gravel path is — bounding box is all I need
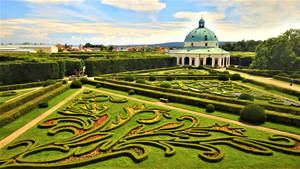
[217,68,300,92]
[0,88,84,149]
[85,87,300,139]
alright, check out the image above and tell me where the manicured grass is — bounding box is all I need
[0,90,299,169]
[0,87,37,103]
[167,102,300,135]
[242,81,298,101]
[0,88,79,141]
[85,84,159,102]
[138,68,210,75]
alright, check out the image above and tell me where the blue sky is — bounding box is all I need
[1,0,300,45]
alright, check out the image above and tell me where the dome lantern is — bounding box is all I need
[199,16,205,28]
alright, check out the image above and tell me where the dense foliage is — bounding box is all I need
[238,93,254,101]
[70,80,82,88]
[251,29,300,71]
[240,104,266,123]
[220,40,262,52]
[231,73,242,80]
[205,104,215,113]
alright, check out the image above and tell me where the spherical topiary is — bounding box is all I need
[38,102,48,108]
[80,77,89,84]
[231,73,242,80]
[238,93,254,101]
[136,79,146,84]
[206,104,215,113]
[218,74,229,81]
[240,104,266,123]
[149,75,156,81]
[70,80,82,88]
[128,89,135,95]
[166,75,173,81]
[44,79,56,86]
[96,84,101,88]
[125,74,135,81]
[160,82,171,88]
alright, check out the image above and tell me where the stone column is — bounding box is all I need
[212,57,215,68]
[203,57,207,65]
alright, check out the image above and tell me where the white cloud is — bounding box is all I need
[19,0,84,4]
[101,0,166,11]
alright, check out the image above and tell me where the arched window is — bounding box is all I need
[205,43,208,46]
[205,35,208,41]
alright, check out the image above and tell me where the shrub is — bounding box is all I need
[240,104,266,123]
[206,104,215,113]
[38,102,48,108]
[160,82,171,88]
[128,89,135,95]
[70,80,82,88]
[125,74,135,81]
[231,73,242,80]
[149,75,156,81]
[62,80,68,84]
[136,79,146,84]
[290,72,300,79]
[218,74,229,81]
[96,84,101,88]
[80,77,89,84]
[278,72,289,77]
[172,84,181,89]
[166,75,173,81]
[238,93,254,101]
[44,79,56,86]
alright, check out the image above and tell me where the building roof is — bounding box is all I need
[170,47,229,55]
[184,18,218,42]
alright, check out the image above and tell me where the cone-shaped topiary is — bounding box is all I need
[240,104,266,124]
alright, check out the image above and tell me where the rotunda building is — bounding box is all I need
[170,17,230,68]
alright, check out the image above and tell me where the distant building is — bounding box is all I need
[113,47,128,51]
[0,45,58,54]
[170,17,230,68]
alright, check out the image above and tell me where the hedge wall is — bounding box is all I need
[0,62,61,85]
[84,57,176,76]
[230,56,253,66]
[88,80,300,127]
[227,67,282,77]
[273,75,300,85]
[0,83,70,127]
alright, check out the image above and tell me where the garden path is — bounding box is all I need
[85,87,300,139]
[216,68,300,92]
[0,88,84,149]
[5,87,42,103]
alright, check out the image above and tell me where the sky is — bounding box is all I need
[1,0,300,45]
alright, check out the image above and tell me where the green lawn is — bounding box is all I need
[0,87,38,103]
[138,68,210,75]
[0,89,299,169]
[0,88,79,141]
[167,102,300,135]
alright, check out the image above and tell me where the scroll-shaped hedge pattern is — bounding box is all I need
[0,90,299,169]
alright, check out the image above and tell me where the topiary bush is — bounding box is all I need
[125,74,135,81]
[128,89,135,95]
[238,93,254,101]
[206,104,215,113]
[80,77,89,84]
[160,82,171,88]
[166,75,173,81]
[38,101,48,108]
[149,75,156,81]
[96,84,101,88]
[240,104,266,123]
[136,79,146,84]
[44,79,56,86]
[70,80,82,88]
[231,73,242,80]
[218,74,229,81]
[62,80,68,84]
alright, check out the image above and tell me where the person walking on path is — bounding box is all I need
[290,78,293,86]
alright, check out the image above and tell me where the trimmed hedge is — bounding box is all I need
[96,77,300,115]
[240,104,266,123]
[87,79,300,127]
[0,82,63,115]
[0,81,45,91]
[0,83,70,127]
[273,75,300,85]
[84,57,176,76]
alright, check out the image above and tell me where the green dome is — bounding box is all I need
[184,18,218,42]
